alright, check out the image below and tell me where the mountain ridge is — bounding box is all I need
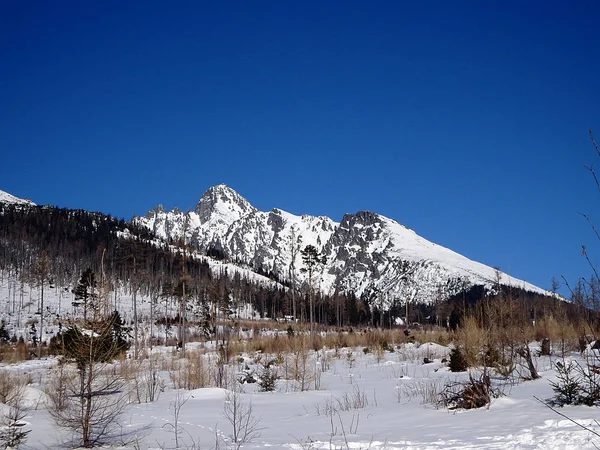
[0,189,36,207]
[134,184,550,306]
[0,185,551,306]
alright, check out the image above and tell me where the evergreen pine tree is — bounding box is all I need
[258,364,278,392]
[300,245,326,340]
[0,402,30,449]
[449,347,469,372]
[72,268,97,322]
[0,321,9,344]
[550,360,582,405]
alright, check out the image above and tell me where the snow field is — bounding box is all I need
[0,338,596,449]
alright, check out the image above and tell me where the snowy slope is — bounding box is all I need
[135,185,550,306]
[0,189,35,206]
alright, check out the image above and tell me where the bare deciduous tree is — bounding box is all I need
[161,390,191,449]
[31,250,51,358]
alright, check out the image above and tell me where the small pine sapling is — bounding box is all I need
[258,363,278,392]
[448,348,469,372]
[550,360,581,406]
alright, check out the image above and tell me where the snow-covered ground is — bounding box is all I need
[0,340,598,449]
[0,271,595,449]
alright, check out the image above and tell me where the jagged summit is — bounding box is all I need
[0,189,36,206]
[195,184,256,224]
[134,184,549,305]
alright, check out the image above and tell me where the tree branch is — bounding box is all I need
[590,129,600,158]
[584,165,600,192]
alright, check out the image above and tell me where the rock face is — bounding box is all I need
[134,184,547,306]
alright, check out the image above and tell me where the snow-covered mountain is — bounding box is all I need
[0,189,36,206]
[134,185,549,306]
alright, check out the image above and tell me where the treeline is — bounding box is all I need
[438,283,596,331]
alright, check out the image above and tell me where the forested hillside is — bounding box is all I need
[0,203,375,328]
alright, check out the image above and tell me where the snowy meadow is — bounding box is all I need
[0,276,599,449]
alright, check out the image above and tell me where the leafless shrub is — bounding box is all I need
[44,361,73,412]
[397,377,445,405]
[223,389,263,449]
[169,350,210,390]
[133,358,165,403]
[374,345,386,364]
[286,339,316,392]
[316,383,368,416]
[345,351,356,369]
[313,367,323,391]
[116,357,139,382]
[387,362,410,381]
[161,390,192,449]
[337,383,368,411]
[211,356,233,390]
[328,409,363,450]
[318,349,331,373]
[0,371,27,407]
[492,352,517,380]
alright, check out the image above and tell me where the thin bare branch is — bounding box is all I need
[561,275,575,296]
[590,129,600,157]
[585,165,600,192]
[580,213,600,243]
[581,246,600,281]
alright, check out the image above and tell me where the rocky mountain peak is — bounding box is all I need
[195,184,256,224]
[341,211,381,227]
[148,204,165,216]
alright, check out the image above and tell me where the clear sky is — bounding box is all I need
[1,1,599,295]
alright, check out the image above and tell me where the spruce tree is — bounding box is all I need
[72,268,97,322]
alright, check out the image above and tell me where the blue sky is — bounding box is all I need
[1,1,599,295]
